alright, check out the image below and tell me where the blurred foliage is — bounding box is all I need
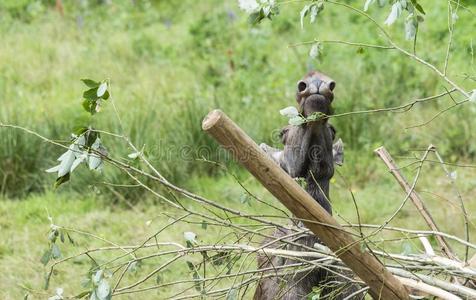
[0,0,475,198]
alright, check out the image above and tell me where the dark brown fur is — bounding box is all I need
[255,71,364,300]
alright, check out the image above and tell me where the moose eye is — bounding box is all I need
[297,81,307,92]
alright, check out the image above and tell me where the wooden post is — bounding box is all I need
[202,110,409,300]
[374,146,457,261]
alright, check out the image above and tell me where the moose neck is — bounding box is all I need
[305,122,334,215]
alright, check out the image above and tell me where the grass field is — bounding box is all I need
[1,163,475,299]
[0,0,475,299]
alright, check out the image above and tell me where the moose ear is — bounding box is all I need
[280,126,290,144]
[332,138,344,166]
[259,143,283,165]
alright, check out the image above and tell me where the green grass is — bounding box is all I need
[1,0,476,198]
[0,0,476,299]
[1,164,475,299]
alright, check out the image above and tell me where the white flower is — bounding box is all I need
[238,0,259,13]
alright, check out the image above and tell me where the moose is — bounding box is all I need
[254,71,363,299]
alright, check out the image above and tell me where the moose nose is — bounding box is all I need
[297,80,319,96]
[318,80,336,94]
[297,80,307,93]
[318,81,335,102]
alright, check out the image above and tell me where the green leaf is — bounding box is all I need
[45,165,60,173]
[384,2,402,25]
[405,16,417,40]
[295,177,307,189]
[451,12,458,25]
[470,90,476,102]
[289,116,306,126]
[309,43,321,60]
[186,261,194,271]
[239,194,251,206]
[309,2,323,24]
[48,229,58,243]
[44,271,52,290]
[81,278,92,289]
[58,150,75,177]
[211,252,228,266]
[402,242,413,255]
[261,3,279,20]
[51,243,62,259]
[101,90,110,100]
[89,290,97,300]
[83,88,99,101]
[248,9,264,25]
[40,249,52,266]
[127,261,140,273]
[226,288,238,300]
[279,106,299,118]
[359,241,367,252]
[97,82,108,97]
[184,231,197,243]
[81,79,100,88]
[300,4,310,29]
[364,0,376,11]
[410,0,425,14]
[67,232,75,245]
[192,270,202,291]
[128,151,141,159]
[88,154,102,170]
[309,4,318,24]
[82,99,97,115]
[307,112,325,121]
[54,287,64,298]
[54,173,70,188]
[156,274,162,284]
[73,291,91,299]
[84,131,99,148]
[96,279,111,300]
[92,270,103,286]
[74,126,89,136]
[71,155,86,173]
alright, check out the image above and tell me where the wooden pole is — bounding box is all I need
[374,146,457,261]
[202,109,409,300]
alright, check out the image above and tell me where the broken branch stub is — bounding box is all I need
[202,109,409,300]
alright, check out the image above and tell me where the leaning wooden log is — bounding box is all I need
[202,109,410,300]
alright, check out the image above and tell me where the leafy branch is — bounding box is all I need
[279,106,326,125]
